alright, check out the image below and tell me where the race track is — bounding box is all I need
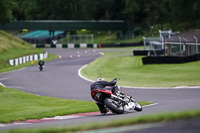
[0,48,200,131]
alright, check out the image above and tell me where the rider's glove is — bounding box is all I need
[111,79,117,84]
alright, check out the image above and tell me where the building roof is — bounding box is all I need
[166,30,200,44]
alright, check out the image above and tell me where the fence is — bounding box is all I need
[32,43,98,48]
[63,34,94,44]
[142,54,200,65]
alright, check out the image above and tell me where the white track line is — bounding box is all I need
[99,52,104,55]
[78,64,95,83]
[42,115,83,120]
[143,103,158,107]
[0,82,6,87]
[0,124,7,127]
[58,55,62,59]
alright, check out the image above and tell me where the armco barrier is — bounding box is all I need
[33,44,98,48]
[133,50,165,56]
[133,50,149,56]
[100,42,143,48]
[8,52,48,66]
[32,43,141,48]
[142,54,200,65]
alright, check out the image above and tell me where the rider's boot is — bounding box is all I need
[100,108,109,115]
[96,103,109,115]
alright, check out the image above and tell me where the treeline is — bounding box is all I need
[1,0,200,31]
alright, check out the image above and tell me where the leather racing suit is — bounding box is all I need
[90,79,118,114]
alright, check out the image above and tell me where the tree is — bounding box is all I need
[123,0,147,23]
[2,0,199,31]
[0,0,14,24]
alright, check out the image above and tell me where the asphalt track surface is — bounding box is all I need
[0,48,200,132]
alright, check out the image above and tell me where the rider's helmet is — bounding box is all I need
[96,76,104,81]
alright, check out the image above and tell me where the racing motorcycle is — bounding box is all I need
[39,65,44,71]
[91,78,142,114]
[38,60,44,71]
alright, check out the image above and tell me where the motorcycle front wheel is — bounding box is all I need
[39,66,43,71]
[134,101,143,111]
[104,97,124,114]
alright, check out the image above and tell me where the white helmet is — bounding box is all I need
[96,76,104,81]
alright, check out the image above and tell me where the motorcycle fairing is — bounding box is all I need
[91,89,112,103]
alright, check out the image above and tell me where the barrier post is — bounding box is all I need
[99,44,101,48]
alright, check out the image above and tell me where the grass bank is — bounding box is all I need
[81,50,200,87]
[0,30,50,72]
[3,109,200,133]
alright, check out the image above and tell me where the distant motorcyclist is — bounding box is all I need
[38,60,44,66]
[38,60,45,71]
[90,76,118,114]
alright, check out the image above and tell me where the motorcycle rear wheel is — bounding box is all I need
[104,97,124,114]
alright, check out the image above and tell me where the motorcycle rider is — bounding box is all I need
[90,76,118,114]
[38,60,45,69]
[38,60,44,66]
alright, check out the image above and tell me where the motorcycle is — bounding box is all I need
[39,65,44,71]
[91,78,142,114]
[38,60,44,71]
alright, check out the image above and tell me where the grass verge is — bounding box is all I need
[0,85,98,124]
[0,85,150,124]
[3,109,200,133]
[81,50,200,87]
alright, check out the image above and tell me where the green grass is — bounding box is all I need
[81,51,200,87]
[0,85,99,123]
[0,85,150,124]
[3,109,200,133]
[0,30,33,53]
